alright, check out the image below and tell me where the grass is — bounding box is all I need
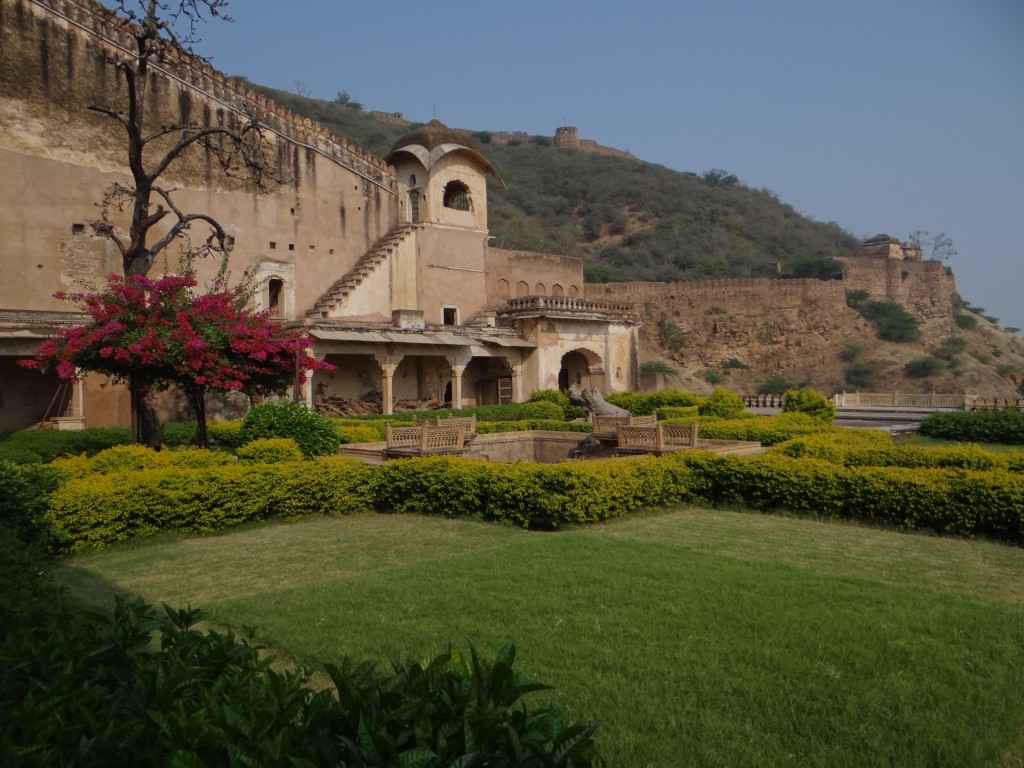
[58,509,1024,767]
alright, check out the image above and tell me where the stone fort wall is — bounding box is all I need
[0,0,394,190]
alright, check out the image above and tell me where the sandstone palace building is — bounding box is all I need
[0,0,640,431]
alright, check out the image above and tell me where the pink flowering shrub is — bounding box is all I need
[21,268,331,447]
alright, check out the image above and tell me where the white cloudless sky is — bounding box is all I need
[169,0,1024,330]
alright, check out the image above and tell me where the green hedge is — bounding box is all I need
[776,434,1020,472]
[654,405,700,421]
[677,452,1024,540]
[605,388,704,415]
[372,455,700,528]
[46,456,374,551]
[697,413,832,445]
[50,445,234,476]
[0,427,131,464]
[920,408,1024,445]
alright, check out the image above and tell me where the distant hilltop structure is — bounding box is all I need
[552,126,635,160]
[860,233,923,261]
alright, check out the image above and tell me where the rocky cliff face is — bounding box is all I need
[587,260,1024,397]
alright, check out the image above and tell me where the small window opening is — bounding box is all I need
[442,307,458,326]
[409,174,417,186]
[268,278,284,318]
[442,180,471,211]
[308,245,315,252]
[269,241,277,250]
[288,243,295,251]
[71,223,85,234]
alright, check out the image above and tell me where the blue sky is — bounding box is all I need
[179,0,1023,330]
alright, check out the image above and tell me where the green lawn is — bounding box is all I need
[58,509,1024,767]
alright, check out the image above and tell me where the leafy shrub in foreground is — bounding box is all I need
[0,461,66,545]
[240,400,341,457]
[0,596,602,767]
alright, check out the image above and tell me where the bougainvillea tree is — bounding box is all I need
[22,267,329,448]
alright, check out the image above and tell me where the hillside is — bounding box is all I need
[247,85,858,281]
[249,86,1024,398]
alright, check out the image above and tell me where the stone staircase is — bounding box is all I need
[307,223,417,319]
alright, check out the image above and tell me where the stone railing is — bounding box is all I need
[591,413,656,438]
[411,414,477,442]
[833,392,974,409]
[385,424,468,457]
[969,398,1024,412]
[743,394,784,409]
[615,422,699,454]
[497,295,636,320]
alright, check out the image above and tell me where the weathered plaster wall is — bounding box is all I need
[0,0,398,317]
[486,249,583,304]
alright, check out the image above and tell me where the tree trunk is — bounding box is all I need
[130,375,162,450]
[186,386,209,449]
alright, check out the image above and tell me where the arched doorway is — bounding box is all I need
[558,349,602,392]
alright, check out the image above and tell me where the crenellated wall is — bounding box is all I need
[0,0,398,315]
[586,262,960,375]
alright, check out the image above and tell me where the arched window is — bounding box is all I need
[552,283,564,296]
[442,180,471,211]
[496,278,510,299]
[534,282,546,295]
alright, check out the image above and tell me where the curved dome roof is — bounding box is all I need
[385,119,503,184]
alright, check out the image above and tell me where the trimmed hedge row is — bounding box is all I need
[46,456,374,551]
[777,434,1024,473]
[0,427,131,464]
[605,388,704,414]
[696,412,832,445]
[682,452,1024,540]
[920,408,1024,445]
[373,455,701,528]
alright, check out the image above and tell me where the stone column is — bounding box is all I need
[446,350,473,410]
[508,353,525,403]
[375,354,403,415]
[301,351,324,409]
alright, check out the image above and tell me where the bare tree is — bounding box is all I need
[908,230,957,262]
[87,1,288,443]
[92,0,286,277]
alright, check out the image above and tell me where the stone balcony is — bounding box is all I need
[495,295,637,322]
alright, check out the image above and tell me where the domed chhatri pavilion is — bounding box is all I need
[303,119,640,415]
[0,0,639,430]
